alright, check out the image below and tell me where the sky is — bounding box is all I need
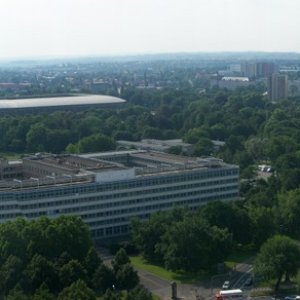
[0,0,300,59]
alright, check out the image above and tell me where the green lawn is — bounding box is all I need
[130,255,209,284]
[0,152,22,160]
[224,249,255,270]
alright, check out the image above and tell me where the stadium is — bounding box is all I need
[0,94,126,114]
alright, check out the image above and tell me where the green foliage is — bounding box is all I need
[78,133,115,153]
[102,289,121,300]
[112,248,130,272]
[160,217,232,272]
[132,208,232,272]
[6,284,29,300]
[115,264,139,290]
[125,285,152,300]
[58,280,96,300]
[32,283,56,300]
[0,255,23,293]
[0,216,112,298]
[277,189,300,238]
[199,201,252,244]
[92,264,115,293]
[248,206,276,248]
[84,247,102,277]
[24,254,58,293]
[59,260,87,287]
[255,235,300,291]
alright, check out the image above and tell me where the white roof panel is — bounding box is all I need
[0,94,125,109]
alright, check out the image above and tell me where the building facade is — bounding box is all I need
[267,74,288,101]
[0,151,239,240]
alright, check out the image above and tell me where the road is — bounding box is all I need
[98,246,257,300]
[138,258,254,300]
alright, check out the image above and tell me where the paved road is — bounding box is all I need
[138,258,254,300]
[98,246,256,300]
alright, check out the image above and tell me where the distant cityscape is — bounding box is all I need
[0,53,299,104]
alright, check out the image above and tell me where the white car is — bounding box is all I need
[284,296,300,300]
[222,281,230,290]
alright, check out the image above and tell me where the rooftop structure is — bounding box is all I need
[0,94,125,114]
[117,139,193,154]
[0,151,239,240]
[221,77,249,82]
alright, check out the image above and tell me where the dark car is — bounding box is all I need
[244,277,253,286]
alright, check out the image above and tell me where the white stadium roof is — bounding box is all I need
[0,94,125,109]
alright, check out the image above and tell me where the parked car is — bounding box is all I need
[284,296,300,300]
[222,281,230,290]
[244,276,253,286]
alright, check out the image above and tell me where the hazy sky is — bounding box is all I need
[1,0,300,59]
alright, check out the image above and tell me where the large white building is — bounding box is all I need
[0,151,239,240]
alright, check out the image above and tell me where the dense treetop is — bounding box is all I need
[0,216,145,299]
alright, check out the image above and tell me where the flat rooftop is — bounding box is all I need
[0,94,125,109]
[0,151,236,191]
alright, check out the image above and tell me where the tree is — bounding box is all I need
[194,138,214,156]
[277,189,300,238]
[161,217,232,272]
[78,133,115,153]
[184,127,209,144]
[102,289,121,300]
[131,212,172,262]
[58,280,96,300]
[32,283,56,300]
[125,285,152,300]
[24,254,58,293]
[92,264,115,293]
[6,284,29,300]
[84,247,102,277]
[199,201,252,244]
[248,206,276,248]
[112,248,130,272]
[254,235,300,291]
[115,264,139,290]
[26,123,48,152]
[59,260,87,288]
[0,255,24,293]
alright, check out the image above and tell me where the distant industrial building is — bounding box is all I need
[117,139,225,153]
[216,77,251,90]
[0,94,125,114]
[267,74,288,101]
[117,139,193,154]
[0,151,239,240]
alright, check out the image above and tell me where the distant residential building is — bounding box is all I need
[241,62,277,78]
[229,64,242,73]
[256,62,276,77]
[267,74,288,101]
[241,62,257,78]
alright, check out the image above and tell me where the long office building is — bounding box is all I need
[0,151,239,240]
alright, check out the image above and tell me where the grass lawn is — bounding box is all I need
[130,255,210,284]
[224,248,255,270]
[0,152,22,160]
